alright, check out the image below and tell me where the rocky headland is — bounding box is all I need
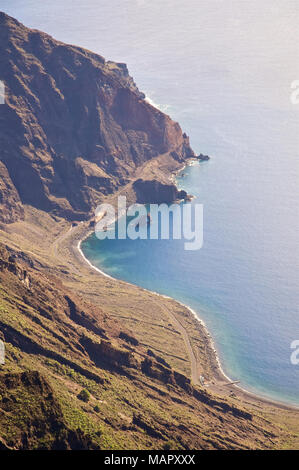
[0,11,194,223]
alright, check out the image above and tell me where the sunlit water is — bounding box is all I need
[3,0,299,405]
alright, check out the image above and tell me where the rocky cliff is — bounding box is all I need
[0,12,194,223]
[1,12,296,452]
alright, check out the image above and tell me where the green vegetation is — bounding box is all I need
[77,389,90,403]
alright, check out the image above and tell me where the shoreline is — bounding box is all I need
[77,214,299,412]
[78,236,114,280]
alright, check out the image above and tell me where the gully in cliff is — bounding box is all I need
[94,196,204,251]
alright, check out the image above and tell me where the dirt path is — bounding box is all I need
[153,299,200,385]
[51,225,73,258]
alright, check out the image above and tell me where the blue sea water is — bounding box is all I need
[2,0,298,405]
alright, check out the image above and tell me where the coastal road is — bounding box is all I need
[50,223,84,277]
[152,298,201,386]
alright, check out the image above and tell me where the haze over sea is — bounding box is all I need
[3,0,298,405]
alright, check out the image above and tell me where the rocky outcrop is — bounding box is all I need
[132,178,187,204]
[105,61,145,100]
[147,349,171,368]
[0,244,31,287]
[141,357,172,381]
[64,295,108,339]
[132,414,166,441]
[197,153,210,161]
[192,388,252,421]
[81,336,137,370]
[119,331,139,346]
[0,12,194,222]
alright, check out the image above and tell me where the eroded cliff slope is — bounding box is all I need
[0,12,194,222]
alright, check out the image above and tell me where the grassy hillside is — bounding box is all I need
[0,241,294,450]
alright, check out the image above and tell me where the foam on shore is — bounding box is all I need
[77,237,114,280]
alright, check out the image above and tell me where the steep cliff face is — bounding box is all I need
[0,161,24,223]
[0,12,194,222]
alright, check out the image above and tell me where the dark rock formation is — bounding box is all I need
[197,153,210,161]
[119,331,139,346]
[192,388,252,421]
[147,349,171,368]
[64,295,108,338]
[132,414,166,440]
[0,12,194,222]
[81,336,137,370]
[132,178,185,204]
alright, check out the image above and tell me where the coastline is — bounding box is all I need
[78,227,230,381]
[1,7,298,449]
[78,228,299,411]
[76,192,299,412]
[78,236,114,280]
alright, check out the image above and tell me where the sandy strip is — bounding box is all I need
[77,237,114,280]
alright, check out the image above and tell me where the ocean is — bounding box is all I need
[2,0,299,405]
